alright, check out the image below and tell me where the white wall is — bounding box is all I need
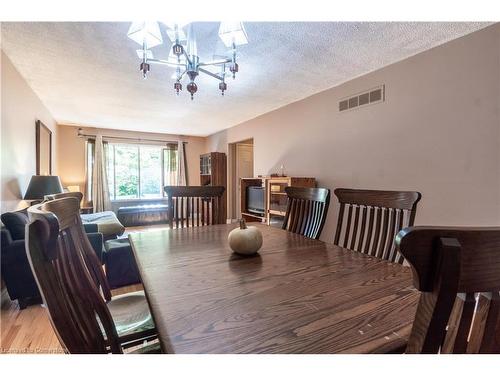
[207,24,500,242]
[1,51,58,213]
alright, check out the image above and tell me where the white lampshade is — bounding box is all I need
[218,22,248,47]
[162,22,188,42]
[166,27,187,42]
[136,49,154,59]
[127,22,163,48]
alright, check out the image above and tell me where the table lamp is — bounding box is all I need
[24,175,64,203]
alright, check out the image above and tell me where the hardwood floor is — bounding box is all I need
[123,223,169,235]
[0,224,165,354]
[1,284,143,354]
[1,295,64,354]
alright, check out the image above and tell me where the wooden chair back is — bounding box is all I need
[44,191,84,205]
[164,186,226,229]
[396,226,500,353]
[26,197,120,353]
[282,187,330,240]
[34,194,112,301]
[333,188,421,263]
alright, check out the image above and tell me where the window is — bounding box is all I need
[139,146,161,199]
[87,141,178,201]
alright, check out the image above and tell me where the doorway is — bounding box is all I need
[228,138,254,220]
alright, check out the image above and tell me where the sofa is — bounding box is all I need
[117,204,168,227]
[44,192,125,241]
[80,211,125,240]
[1,208,105,309]
[104,238,141,288]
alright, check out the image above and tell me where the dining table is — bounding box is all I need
[129,223,419,354]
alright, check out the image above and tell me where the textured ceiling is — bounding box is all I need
[1,22,491,136]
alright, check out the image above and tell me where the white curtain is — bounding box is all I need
[92,135,111,212]
[176,140,187,186]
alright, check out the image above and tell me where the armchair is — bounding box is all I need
[1,209,105,309]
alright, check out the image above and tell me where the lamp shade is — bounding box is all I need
[218,22,248,47]
[23,175,64,200]
[127,22,163,49]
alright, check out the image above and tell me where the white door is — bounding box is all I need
[235,143,254,218]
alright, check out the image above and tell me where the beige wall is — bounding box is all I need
[1,51,58,213]
[57,124,206,200]
[207,24,500,242]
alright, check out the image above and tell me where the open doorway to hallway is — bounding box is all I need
[228,138,254,221]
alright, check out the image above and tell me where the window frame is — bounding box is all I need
[85,140,179,202]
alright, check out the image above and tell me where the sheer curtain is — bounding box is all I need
[176,141,188,186]
[92,135,111,212]
[163,143,178,186]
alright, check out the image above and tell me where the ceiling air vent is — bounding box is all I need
[339,85,385,112]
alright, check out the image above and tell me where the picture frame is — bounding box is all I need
[36,120,52,175]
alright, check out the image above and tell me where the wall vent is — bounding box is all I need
[339,85,385,112]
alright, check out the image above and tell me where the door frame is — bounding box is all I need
[227,138,254,221]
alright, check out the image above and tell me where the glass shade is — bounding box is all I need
[218,22,248,47]
[161,22,188,42]
[162,22,188,42]
[127,22,163,48]
[166,28,187,42]
[136,49,154,59]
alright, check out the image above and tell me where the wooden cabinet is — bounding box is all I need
[240,176,316,227]
[200,154,212,176]
[200,152,227,223]
[266,177,316,227]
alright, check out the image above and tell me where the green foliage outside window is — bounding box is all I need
[102,143,178,200]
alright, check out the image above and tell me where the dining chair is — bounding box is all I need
[333,188,421,264]
[282,187,330,240]
[396,226,500,353]
[164,186,226,228]
[26,197,159,353]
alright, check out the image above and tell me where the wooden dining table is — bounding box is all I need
[129,223,419,354]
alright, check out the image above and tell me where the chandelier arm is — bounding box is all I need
[148,58,185,68]
[199,68,224,82]
[199,58,232,67]
[182,50,193,66]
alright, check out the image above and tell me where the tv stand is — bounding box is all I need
[240,176,316,226]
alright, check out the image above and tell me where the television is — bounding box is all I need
[246,186,265,216]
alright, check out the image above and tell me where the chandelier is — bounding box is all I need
[127,22,248,99]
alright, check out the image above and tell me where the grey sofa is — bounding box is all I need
[1,208,105,308]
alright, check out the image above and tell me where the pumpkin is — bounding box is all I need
[228,218,263,256]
